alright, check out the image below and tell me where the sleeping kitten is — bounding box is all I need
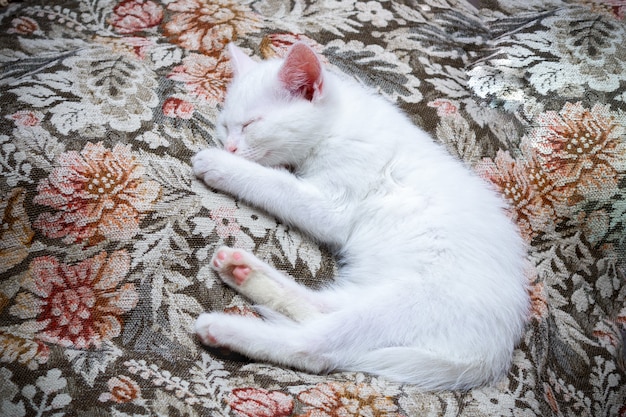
[192,43,529,390]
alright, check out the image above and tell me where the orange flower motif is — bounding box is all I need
[475,150,558,242]
[579,0,625,19]
[0,188,34,274]
[168,52,232,104]
[259,33,326,60]
[95,35,156,59]
[164,0,261,54]
[11,251,137,349]
[428,98,459,117]
[297,382,400,417]
[528,281,548,321]
[162,97,195,119]
[10,110,42,127]
[110,0,163,34]
[99,375,142,403]
[529,102,626,202]
[8,16,40,35]
[228,388,293,417]
[543,383,560,415]
[0,328,50,370]
[223,306,261,317]
[33,142,160,245]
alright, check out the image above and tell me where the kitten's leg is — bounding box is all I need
[195,312,334,373]
[192,149,342,244]
[210,246,328,321]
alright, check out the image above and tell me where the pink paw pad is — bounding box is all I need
[212,248,253,286]
[232,266,251,285]
[213,250,228,267]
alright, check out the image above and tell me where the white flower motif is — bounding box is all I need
[21,369,72,415]
[355,1,394,27]
[191,181,276,251]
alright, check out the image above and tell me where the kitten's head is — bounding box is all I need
[217,43,332,167]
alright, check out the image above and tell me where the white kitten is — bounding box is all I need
[192,43,529,390]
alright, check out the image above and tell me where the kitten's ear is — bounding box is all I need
[228,43,257,77]
[278,43,324,101]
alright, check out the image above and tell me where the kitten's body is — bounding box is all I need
[193,43,529,390]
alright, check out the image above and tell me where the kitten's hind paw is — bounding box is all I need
[211,247,257,286]
[195,312,219,346]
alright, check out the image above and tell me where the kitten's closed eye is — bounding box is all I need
[242,117,261,131]
[219,117,260,135]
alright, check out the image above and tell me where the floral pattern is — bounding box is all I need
[110,0,164,34]
[0,0,625,416]
[228,388,293,417]
[164,0,261,55]
[99,375,142,403]
[33,142,160,245]
[168,52,233,104]
[297,382,401,417]
[10,251,137,349]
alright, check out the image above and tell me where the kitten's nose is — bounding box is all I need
[226,144,238,153]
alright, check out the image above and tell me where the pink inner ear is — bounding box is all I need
[278,43,323,101]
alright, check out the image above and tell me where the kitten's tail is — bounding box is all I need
[350,347,504,390]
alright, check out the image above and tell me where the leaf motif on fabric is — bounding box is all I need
[149,43,183,69]
[527,61,584,96]
[272,226,322,276]
[21,5,87,32]
[433,109,482,165]
[140,152,201,223]
[551,308,597,366]
[325,39,422,103]
[64,341,123,386]
[166,292,204,350]
[391,3,486,60]
[189,352,231,413]
[9,85,65,108]
[61,49,159,132]
[0,136,33,187]
[260,0,361,36]
[590,355,625,417]
[125,359,204,407]
[49,101,100,135]
[421,64,469,100]
[9,121,65,172]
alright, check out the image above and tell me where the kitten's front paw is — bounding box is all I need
[192,148,230,187]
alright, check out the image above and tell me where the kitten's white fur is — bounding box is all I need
[192,43,529,390]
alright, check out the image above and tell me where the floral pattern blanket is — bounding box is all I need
[1,0,625,416]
